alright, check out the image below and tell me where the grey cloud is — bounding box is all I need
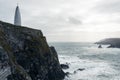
[67,17,82,25]
[1,0,120,42]
[94,0,120,13]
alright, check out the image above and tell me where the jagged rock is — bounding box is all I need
[65,72,70,75]
[77,68,85,71]
[0,21,65,80]
[60,64,69,69]
[74,68,85,74]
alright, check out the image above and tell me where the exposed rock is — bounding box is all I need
[0,21,65,80]
[98,45,102,48]
[74,68,85,74]
[65,72,70,76]
[74,71,77,74]
[77,68,85,71]
[60,64,69,69]
[0,47,8,62]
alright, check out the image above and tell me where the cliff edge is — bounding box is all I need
[0,21,65,80]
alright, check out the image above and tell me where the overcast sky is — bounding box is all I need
[0,0,120,42]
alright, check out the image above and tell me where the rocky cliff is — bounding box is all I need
[0,21,65,80]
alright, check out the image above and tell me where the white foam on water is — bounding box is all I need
[51,42,120,80]
[59,55,119,80]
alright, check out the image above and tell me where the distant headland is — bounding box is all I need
[95,38,120,48]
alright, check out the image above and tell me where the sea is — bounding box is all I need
[49,42,120,80]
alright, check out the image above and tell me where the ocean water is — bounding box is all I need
[49,42,120,80]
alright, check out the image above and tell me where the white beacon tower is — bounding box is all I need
[14,5,21,26]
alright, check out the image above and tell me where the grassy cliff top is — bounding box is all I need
[0,21,43,37]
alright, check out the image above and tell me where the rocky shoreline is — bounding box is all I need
[0,21,65,80]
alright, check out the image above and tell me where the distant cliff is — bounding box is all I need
[0,21,65,80]
[95,38,120,48]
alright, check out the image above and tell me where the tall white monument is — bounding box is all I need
[14,5,21,26]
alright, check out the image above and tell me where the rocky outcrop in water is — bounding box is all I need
[0,21,65,80]
[60,64,69,69]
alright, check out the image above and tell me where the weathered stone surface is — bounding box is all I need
[0,21,65,80]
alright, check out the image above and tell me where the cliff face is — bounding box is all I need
[0,21,65,80]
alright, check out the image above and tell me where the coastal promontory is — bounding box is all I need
[0,21,65,80]
[96,38,120,48]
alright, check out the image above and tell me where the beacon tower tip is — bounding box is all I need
[14,4,21,26]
